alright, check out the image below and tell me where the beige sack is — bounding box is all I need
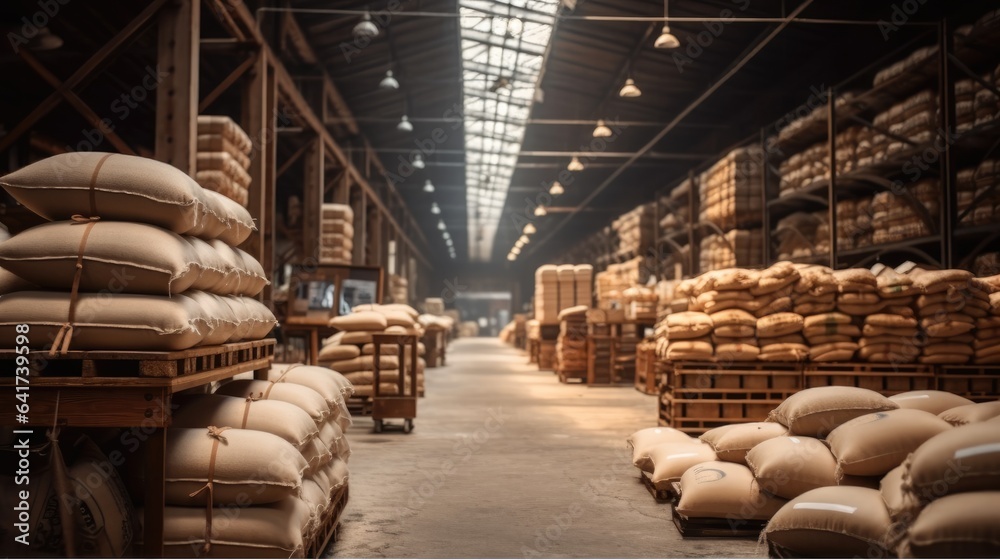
[767,386,899,438]
[903,423,1000,503]
[937,401,1000,426]
[215,379,330,425]
[898,492,1000,558]
[626,427,694,472]
[648,441,718,490]
[676,461,787,520]
[747,436,839,499]
[318,343,361,362]
[699,422,787,464]
[888,390,974,415]
[173,394,319,450]
[329,311,388,331]
[757,312,804,337]
[826,409,952,477]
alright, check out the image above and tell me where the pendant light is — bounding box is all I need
[534,205,547,217]
[431,202,441,215]
[353,10,379,39]
[567,156,585,171]
[619,76,642,98]
[397,115,413,132]
[412,153,425,169]
[379,69,399,90]
[423,179,435,193]
[437,220,446,231]
[523,223,537,235]
[593,119,612,138]
[549,181,564,196]
[518,234,530,244]
[654,0,680,49]
[511,246,521,255]
[507,253,517,261]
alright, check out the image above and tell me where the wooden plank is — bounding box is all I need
[0,387,169,427]
[303,137,323,264]
[198,52,257,113]
[144,428,167,558]
[240,48,271,274]
[155,0,200,175]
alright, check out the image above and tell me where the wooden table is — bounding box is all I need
[283,317,338,365]
[0,339,275,557]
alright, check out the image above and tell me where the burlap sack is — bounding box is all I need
[714,324,756,338]
[757,313,804,337]
[804,323,861,338]
[318,420,351,461]
[827,409,952,477]
[216,379,330,424]
[344,370,405,385]
[173,394,319,450]
[898,492,1000,558]
[321,202,354,222]
[164,428,306,506]
[329,311,388,331]
[861,324,916,337]
[184,291,240,345]
[902,423,1000,503]
[796,293,837,304]
[648,441,718,490]
[755,296,793,317]
[318,344,361,362]
[910,269,973,293]
[923,342,974,356]
[880,464,919,519]
[746,436,839,499]
[709,268,760,291]
[159,496,309,557]
[666,312,713,339]
[888,390,974,415]
[351,383,403,397]
[920,318,975,337]
[809,342,858,361]
[627,427,694,472]
[758,345,809,362]
[768,386,899,437]
[666,339,714,359]
[937,401,1000,426]
[752,262,800,296]
[763,487,893,558]
[268,364,354,417]
[808,334,856,345]
[699,422,787,464]
[803,312,852,329]
[341,331,375,345]
[0,291,205,351]
[833,268,877,287]
[676,461,787,520]
[715,342,760,361]
[866,313,917,328]
[324,355,399,374]
[710,308,758,328]
[794,302,838,315]
[883,304,916,318]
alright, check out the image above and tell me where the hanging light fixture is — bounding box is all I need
[511,246,521,255]
[437,220,446,231]
[654,0,681,49]
[549,181,564,196]
[353,10,379,39]
[507,253,516,261]
[412,153,425,169]
[431,202,440,215]
[397,115,413,132]
[523,223,537,235]
[514,239,525,249]
[568,156,585,172]
[593,119,612,138]
[423,179,435,193]
[534,205,547,217]
[379,69,399,90]
[518,234,530,244]
[619,76,642,98]
[26,27,63,51]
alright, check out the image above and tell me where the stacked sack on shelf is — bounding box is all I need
[956,161,1000,227]
[858,265,920,363]
[195,115,252,207]
[911,268,988,365]
[0,152,276,352]
[971,61,1000,128]
[557,265,576,312]
[318,304,426,397]
[698,146,764,232]
[658,181,691,234]
[775,212,829,261]
[977,274,1000,363]
[698,228,763,272]
[556,306,587,372]
[388,274,409,304]
[870,178,939,245]
[872,90,938,163]
[612,204,655,256]
[156,363,354,557]
[320,203,354,265]
[628,386,1000,557]
[534,265,560,324]
[778,142,827,197]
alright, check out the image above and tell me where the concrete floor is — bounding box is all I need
[330,338,766,558]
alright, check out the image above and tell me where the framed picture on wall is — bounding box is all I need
[286,264,384,325]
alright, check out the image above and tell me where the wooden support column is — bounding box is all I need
[353,191,366,265]
[240,49,277,301]
[303,137,323,262]
[155,0,200,175]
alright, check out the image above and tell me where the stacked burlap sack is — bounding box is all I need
[778,142,827,197]
[0,152,275,352]
[626,386,1000,558]
[319,203,354,265]
[151,363,354,557]
[857,266,920,363]
[317,304,426,397]
[958,161,1000,227]
[977,274,1000,364]
[691,268,763,361]
[658,180,690,234]
[534,265,560,324]
[195,115,252,207]
[612,203,655,255]
[698,146,764,232]
[388,274,408,304]
[556,305,588,372]
[973,61,1000,128]
[775,212,828,261]
[698,228,763,271]
[909,268,985,364]
[871,179,939,245]
[557,264,576,312]
[574,264,594,307]
[663,311,713,361]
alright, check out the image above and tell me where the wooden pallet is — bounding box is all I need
[346,397,373,416]
[936,365,1000,401]
[672,508,767,539]
[803,362,934,396]
[0,339,275,379]
[665,361,802,393]
[638,469,673,502]
[659,391,781,435]
[306,484,349,558]
[634,344,657,395]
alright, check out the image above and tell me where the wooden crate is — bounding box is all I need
[665,361,802,393]
[634,343,658,395]
[538,340,557,370]
[803,363,934,396]
[305,485,349,558]
[936,365,1000,401]
[658,390,783,435]
[558,368,587,383]
[587,334,614,385]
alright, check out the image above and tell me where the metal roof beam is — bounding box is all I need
[460,29,546,56]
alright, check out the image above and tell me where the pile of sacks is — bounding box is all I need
[698,229,763,272]
[627,387,1000,557]
[318,304,426,397]
[556,306,588,372]
[320,203,354,265]
[870,179,939,245]
[0,152,275,352]
[956,161,1000,227]
[698,146,763,232]
[157,363,354,556]
[613,204,655,255]
[775,211,830,261]
[195,115,252,207]
[652,261,1000,365]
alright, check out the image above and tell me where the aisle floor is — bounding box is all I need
[331,338,765,558]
